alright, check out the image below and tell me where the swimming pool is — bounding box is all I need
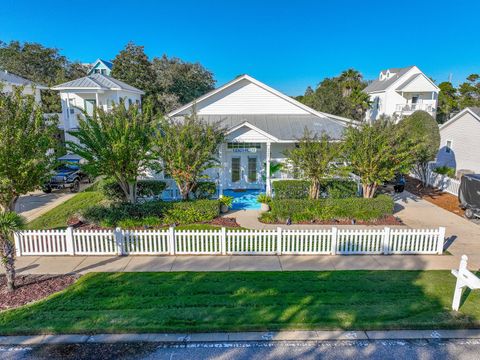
[223,189,263,210]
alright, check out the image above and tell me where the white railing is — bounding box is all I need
[15,226,446,256]
[395,103,434,112]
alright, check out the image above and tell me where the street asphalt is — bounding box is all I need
[2,339,480,359]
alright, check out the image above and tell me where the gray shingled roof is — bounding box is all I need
[469,107,480,117]
[172,114,346,141]
[53,74,144,94]
[0,70,47,89]
[364,66,414,93]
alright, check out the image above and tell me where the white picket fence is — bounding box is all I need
[411,166,461,196]
[15,226,446,256]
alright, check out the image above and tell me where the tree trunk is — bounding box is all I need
[0,195,19,213]
[180,182,194,201]
[362,183,377,198]
[127,182,137,204]
[2,241,16,292]
[309,180,320,200]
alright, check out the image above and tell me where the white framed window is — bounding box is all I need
[446,140,452,153]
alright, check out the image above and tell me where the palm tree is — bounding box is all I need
[339,69,363,97]
[0,211,25,292]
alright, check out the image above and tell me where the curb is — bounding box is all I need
[2,329,480,345]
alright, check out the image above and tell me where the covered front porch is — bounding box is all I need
[215,123,296,197]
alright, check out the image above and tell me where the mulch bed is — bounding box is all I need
[0,274,77,310]
[262,215,403,226]
[73,217,242,230]
[406,176,464,217]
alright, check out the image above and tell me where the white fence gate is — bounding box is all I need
[15,226,446,256]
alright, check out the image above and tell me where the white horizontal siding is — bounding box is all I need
[437,112,480,173]
[179,79,309,115]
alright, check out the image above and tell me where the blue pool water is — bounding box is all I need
[223,189,263,210]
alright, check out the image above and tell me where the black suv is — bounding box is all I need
[42,162,89,193]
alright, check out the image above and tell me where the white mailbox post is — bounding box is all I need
[451,255,480,311]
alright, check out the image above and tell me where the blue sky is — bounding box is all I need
[1,0,479,95]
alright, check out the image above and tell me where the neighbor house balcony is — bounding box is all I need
[395,103,436,114]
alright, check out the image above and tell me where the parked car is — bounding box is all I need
[382,174,406,193]
[458,174,480,219]
[42,155,90,193]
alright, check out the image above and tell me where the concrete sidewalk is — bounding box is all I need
[2,329,480,345]
[6,253,462,275]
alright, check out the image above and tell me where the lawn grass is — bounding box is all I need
[1,271,479,335]
[27,190,105,230]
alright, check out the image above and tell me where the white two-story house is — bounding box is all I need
[52,73,144,144]
[364,66,439,122]
[0,70,47,103]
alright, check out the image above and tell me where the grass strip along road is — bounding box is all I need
[1,271,479,335]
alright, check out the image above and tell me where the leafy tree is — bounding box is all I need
[299,69,370,121]
[0,211,25,292]
[437,81,459,123]
[343,119,414,198]
[111,42,156,96]
[458,74,480,109]
[285,130,340,199]
[152,54,215,112]
[0,87,58,211]
[0,40,88,112]
[67,102,159,204]
[399,111,440,186]
[155,113,225,200]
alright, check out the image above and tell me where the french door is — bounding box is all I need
[229,154,258,188]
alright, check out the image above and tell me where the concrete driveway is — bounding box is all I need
[15,184,89,222]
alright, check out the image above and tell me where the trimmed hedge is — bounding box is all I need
[100,178,167,202]
[262,194,394,223]
[272,179,358,199]
[82,199,220,228]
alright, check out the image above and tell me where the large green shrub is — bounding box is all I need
[262,194,393,223]
[193,181,217,199]
[100,178,167,202]
[82,199,219,227]
[273,179,357,199]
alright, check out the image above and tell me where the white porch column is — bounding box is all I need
[95,92,100,108]
[218,143,224,197]
[266,141,271,196]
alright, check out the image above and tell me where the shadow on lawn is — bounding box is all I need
[2,251,480,339]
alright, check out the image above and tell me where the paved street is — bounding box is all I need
[3,339,480,359]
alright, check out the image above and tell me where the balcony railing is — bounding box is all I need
[395,103,435,113]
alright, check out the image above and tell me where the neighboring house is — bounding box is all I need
[52,73,144,144]
[87,59,113,76]
[436,107,480,174]
[364,66,439,122]
[0,70,47,103]
[165,74,353,196]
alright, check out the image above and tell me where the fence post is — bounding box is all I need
[221,227,227,255]
[114,227,124,256]
[65,227,75,255]
[331,227,338,255]
[437,227,446,254]
[14,231,22,257]
[168,226,176,255]
[383,227,391,255]
[276,227,283,255]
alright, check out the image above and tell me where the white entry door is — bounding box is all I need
[228,153,259,189]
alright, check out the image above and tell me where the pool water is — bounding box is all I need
[223,189,263,210]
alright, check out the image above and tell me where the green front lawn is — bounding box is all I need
[1,271,479,334]
[27,190,105,230]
